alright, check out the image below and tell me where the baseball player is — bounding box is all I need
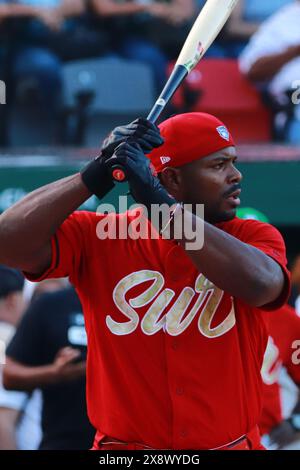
[261,304,300,449]
[237,207,300,449]
[0,113,290,450]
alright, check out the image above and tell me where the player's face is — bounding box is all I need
[176,146,242,224]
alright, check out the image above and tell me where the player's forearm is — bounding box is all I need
[168,0,195,21]
[91,0,145,17]
[1,4,41,18]
[0,5,10,20]
[226,19,259,39]
[0,4,31,20]
[3,361,65,391]
[247,46,300,82]
[0,174,91,274]
[174,211,284,307]
[59,0,86,18]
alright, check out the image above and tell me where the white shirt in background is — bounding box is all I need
[239,3,300,97]
[0,322,42,450]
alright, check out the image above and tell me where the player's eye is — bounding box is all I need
[214,162,224,169]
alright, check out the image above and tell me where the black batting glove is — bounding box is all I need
[101,118,164,157]
[105,141,176,213]
[80,152,115,200]
[81,118,163,199]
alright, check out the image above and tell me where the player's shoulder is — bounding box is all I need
[275,303,300,321]
[218,216,272,233]
[217,217,283,242]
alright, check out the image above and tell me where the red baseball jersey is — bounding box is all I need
[26,212,290,449]
[260,304,300,435]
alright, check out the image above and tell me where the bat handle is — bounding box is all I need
[147,65,188,123]
[112,65,188,183]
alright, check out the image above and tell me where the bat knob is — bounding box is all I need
[111,165,127,183]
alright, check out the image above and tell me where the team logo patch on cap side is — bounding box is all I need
[160,156,171,165]
[216,126,230,141]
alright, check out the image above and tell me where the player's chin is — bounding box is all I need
[223,209,237,221]
[221,199,240,220]
[217,205,237,222]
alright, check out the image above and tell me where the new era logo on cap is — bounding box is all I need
[160,156,171,165]
[216,126,230,141]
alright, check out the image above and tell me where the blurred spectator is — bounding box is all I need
[24,277,69,302]
[260,305,300,450]
[0,265,26,375]
[239,1,300,143]
[0,1,62,106]
[291,255,300,316]
[4,287,95,450]
[15,0,109,61]
[1,1,116,146]
[0,265,41,450]
[90,0,196,91]
[0,1,88,147]
[11,1,87,109]
[226,0,293,57]
[237,209,300,450]
[141,0,196,58]
[0,56,9,147]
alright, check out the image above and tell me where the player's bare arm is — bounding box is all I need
[0,120,162,275]
[247,45,300,82]
[0,174,91,275]
[175,210,285,307]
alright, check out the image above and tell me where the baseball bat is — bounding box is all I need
[111,0,240,182]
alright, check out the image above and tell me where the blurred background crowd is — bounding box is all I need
[0,0,299,146]
[1,0,300,451]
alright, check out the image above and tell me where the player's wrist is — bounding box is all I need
[81,154,115,200]
[129,177,176,215]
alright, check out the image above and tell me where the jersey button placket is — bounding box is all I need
[166,334,190,448]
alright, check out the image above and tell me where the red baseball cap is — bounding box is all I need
[148,112,235,173]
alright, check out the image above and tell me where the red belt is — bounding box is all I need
[92,426,265,451]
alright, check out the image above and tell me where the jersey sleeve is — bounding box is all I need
[24,211,97,286]
[239,220,290,311]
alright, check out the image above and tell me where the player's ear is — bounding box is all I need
[159,167,183,199]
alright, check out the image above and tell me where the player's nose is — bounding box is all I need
[228,164,242,185]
